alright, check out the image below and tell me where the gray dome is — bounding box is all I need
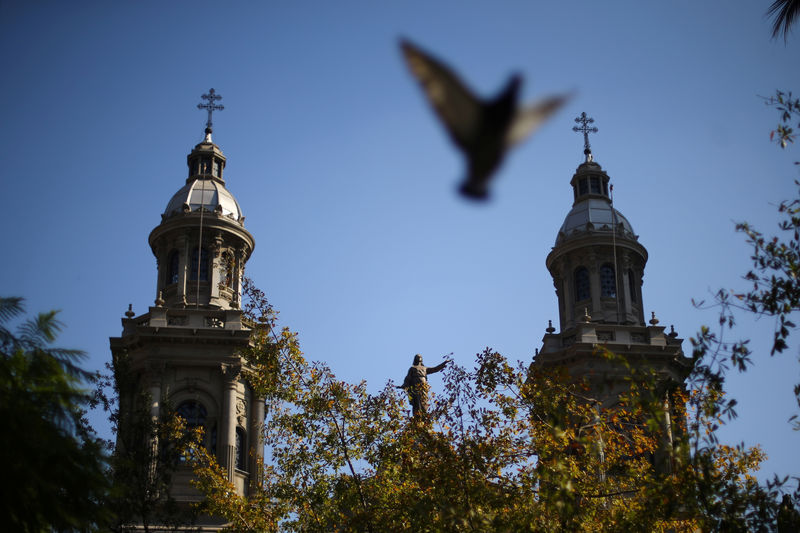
[164,179,243,222]
[556,198,635,244]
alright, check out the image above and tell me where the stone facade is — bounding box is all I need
[109,112,690,526]
[109,128,261,529]
[535,148,691,451]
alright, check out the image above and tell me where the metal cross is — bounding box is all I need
[197,88,224,130]
[572,112,598,153]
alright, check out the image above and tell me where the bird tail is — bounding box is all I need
[459,180,489,200]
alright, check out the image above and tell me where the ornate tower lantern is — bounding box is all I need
[110,90,262,526]
[536,112,689,414]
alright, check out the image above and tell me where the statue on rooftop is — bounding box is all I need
[398,354,448,415]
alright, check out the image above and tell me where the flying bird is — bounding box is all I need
[400,39,570,200]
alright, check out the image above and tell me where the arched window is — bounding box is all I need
[190,247,209,281]
[235,427,246,471]
[176,401,208,460]
[176,400,207,428]
[600,264,616,298]
[574,267,590,301]
[167,250,180,285]
[590,176,601,194]
[628,269,637,303]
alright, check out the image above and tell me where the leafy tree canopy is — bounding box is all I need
[183,281,798,532]
[0,297,111,532]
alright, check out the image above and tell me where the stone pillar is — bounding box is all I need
[248,393,265,482]
[553,275,565,332]
[176,235,188,303]
[220,363,241,481]
[620,265,633,322]
[144,362,164,485]
[154,251,163,300]
[564,266,575,329]
[589,264,602,316]
[144,362,164,420]
[559,258,576,331]
[233,248,246,308]
[209,235,223,306]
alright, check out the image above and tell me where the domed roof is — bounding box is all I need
[555,197,635,245]
[163,179,243,222]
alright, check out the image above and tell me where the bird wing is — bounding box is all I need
[400,39,482,150]
[505,94,571,147]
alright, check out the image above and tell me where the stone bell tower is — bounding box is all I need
[535,113,690,412]
[109,90,262,518]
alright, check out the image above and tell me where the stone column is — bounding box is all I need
[233,248,246,308]
[176,235,188,304]
[154,250,163,300]
[144,361,164,420]
[560,258,576,330]
[633,267,644,324]
[144,362,164,484]
[620,259,633,322]
[589,263,602,317]
[248,392,265,483]
[562,260,575,329]
[553,275,565,332]
[209,235,223,305]
[220,363,241,482]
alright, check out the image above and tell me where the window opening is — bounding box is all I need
[590,176,601,194]
[575,267,590,301]
[176,401,208,460]
[600,264,616,298]
[235,428,246,471]
[167,251,180,285]
[176,401,207,428]
[190,247,209,281]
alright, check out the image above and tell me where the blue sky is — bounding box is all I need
[1,1,799,482]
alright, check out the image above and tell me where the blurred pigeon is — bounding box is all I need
[400,38,569,199]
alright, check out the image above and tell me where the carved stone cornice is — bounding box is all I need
[221,362,242,383]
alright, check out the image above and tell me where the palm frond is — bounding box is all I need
[0,297,24,324]
[47,347,91,379]
[17,310,62,348]
[767,0,800,41]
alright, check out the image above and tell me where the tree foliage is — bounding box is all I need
[696,91,800,425]
[151,25,800,529]
[766,91,800,150]
[104,352,200,532]
[183,281,795,532]
[0,297,111,532]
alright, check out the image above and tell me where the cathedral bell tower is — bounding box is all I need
[110,90,262,514]
[535,113,689,410]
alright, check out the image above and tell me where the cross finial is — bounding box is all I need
[197,88,224,136]
[572,112,598,162]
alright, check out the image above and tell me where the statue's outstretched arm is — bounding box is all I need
[427,360,449,374]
